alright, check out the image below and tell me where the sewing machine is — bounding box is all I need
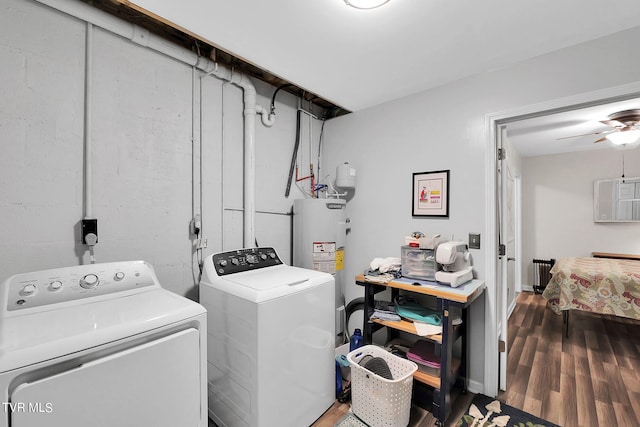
[434,241,473,287]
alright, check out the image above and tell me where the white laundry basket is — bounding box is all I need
[346,345,418,427]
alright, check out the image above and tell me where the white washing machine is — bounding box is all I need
[200,247,335,427]
[0,261,207,427]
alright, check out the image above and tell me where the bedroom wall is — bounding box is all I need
[521,147,640,287]
[0,0,320,297]
[323,25,640,391]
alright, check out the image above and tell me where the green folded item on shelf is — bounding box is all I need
[395,300,442,325]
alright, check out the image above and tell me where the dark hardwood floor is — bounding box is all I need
[499,291,640,427]
[213,291,640,426]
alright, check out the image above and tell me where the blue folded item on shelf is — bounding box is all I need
[395,299,442,325]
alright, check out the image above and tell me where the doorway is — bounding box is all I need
[483,81,640,397]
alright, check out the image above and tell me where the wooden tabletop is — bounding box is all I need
[592,252,640,261]
[355,274,485,304]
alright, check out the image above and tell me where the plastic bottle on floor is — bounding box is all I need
[350,328,363,352]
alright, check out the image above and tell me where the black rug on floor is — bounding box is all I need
[455,394,560,427]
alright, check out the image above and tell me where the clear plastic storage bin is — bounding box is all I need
[401,246,437,281]
[346,345,418,427]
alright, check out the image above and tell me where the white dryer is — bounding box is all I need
[200,247,335,427]
[0,261,207,427]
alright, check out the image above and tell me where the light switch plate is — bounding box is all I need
[469,233,481,249]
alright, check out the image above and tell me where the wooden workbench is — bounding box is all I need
[355,275,485,426]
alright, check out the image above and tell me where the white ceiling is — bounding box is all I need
[125,0,640,156]
[129,0,640,113]
[506,99,640,158]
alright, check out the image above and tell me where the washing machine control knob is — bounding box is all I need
[114,272,125,281]
[219,260,228,267]
[231,258,239,265]
[49,281,63,291]
[260,254,267,260]
[80,274,100,289]
[21,284,37,296]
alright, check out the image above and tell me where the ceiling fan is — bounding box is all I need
[557,109,640,145]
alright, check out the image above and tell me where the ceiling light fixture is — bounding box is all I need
[606,128,640,146]
[344,0,391,10]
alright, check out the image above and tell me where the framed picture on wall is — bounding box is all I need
[412,170,449,217]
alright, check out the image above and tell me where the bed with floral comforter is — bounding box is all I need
[542,257,640,320]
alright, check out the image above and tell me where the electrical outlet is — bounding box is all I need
[469,233,480,249]
[191,215,201,235]
[82,219,98,245]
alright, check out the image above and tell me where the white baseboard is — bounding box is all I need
[467,379,484,395]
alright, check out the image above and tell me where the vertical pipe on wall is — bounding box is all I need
[244,89,257,248]
[191,65,203,277]
[191,67,201,229]
[210,70,274,248]
[84,22,93,219]
[219,82,226,250]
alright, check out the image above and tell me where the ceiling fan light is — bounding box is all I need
[606,129,640,146]
[344,0,391,9]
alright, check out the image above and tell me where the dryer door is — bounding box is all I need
[10,328,202,427]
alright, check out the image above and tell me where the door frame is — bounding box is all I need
[483,81,640,397]
[499,131,522,390]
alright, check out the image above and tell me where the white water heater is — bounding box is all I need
[293,198,349,339]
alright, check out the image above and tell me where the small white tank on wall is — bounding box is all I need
[293,198,349,341]
[335,162,356,190]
